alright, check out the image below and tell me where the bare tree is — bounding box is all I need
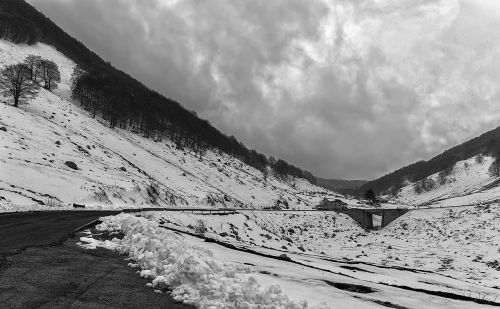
[70,65,85,85]
[364,188,377,203]
[475,154,484,164]
[39,60,61,91]
[0,63,40,107]
[23,55,42,81]
[489,158,500,177]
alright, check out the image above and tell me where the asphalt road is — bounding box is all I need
[0,211,121,255]
[0,211,193,309]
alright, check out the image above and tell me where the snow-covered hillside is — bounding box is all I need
[0,39,339,212]
[147,211,359,254]
[393,155,500,207]
[142,206,500,288]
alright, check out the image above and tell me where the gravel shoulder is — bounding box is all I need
[0,211,193,309]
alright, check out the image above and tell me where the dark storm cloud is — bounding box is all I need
[28,0,500,179]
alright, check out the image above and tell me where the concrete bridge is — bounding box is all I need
[336,208,409,230]
[65,204,407,231]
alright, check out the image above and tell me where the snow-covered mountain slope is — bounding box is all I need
[393,155,500,206]
[0,39,341,211]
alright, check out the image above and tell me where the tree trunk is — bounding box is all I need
[14,96,19,107]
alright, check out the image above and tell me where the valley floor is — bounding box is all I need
[78,210,500,308]
[142,207,500,288]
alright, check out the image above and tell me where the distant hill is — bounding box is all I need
[358,126,500,195]
[393,154,500,206]
[315,177,368,192]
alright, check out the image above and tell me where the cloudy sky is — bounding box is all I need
[28,0,500,180]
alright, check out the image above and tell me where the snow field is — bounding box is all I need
[86,213,330,309]
[81,212,500,308]
[144,210,361,255]
[143,207,500,288]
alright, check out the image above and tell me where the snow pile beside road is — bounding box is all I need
[94,213,329,309]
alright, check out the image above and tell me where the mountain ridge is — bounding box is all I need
[315,177,368,192]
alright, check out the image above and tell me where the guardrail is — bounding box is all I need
[2,202,493,217]
[123,207,238,214]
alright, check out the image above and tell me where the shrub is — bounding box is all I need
[194,219,207,234]
[485,260,500,270]
[45,196,63,207]
[414,177,436,194]
[146,181,159,204]
[437,164,454,185]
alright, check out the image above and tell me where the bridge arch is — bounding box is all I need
[336,208,409,230]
